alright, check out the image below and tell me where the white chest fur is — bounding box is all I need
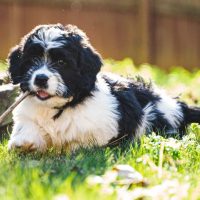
[12,77,120,149]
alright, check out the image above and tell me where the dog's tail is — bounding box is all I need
[181,102,200,125]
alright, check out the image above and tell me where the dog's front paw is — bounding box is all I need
[8,136,47,152]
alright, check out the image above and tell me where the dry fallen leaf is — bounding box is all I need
[54,194,69,200]
[117,179,189,200]
[87,164,147,188]
[111,164,147,186]
[86,175,104,185]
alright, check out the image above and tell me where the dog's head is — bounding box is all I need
[8,24,102,105]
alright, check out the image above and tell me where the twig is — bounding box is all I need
[0,91,30,125]
[107,134,128,146]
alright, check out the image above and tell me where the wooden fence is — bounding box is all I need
[0,0,200,69]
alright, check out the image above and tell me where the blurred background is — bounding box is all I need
[0,0,200,69]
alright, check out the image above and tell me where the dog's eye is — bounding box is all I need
[57,59,66,66]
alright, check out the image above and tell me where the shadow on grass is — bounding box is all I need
[4,138,140,189]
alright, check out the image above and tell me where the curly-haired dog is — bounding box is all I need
[7,24,200,152]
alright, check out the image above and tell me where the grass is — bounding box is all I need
[0,61,7,72]
[0,59,200,200]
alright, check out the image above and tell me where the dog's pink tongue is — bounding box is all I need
[37,90,49,98]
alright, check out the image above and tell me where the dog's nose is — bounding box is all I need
[34,74,49,88]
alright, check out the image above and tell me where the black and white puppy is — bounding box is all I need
[7,24,200,152]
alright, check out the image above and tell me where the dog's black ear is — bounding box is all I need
[79,45,102,86]
[8,45,23,84]
[79,42,103,91]
[67,25,103,88]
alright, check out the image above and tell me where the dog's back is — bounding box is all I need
[102,73,200,139]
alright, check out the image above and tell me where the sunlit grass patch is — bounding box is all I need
[104,58,200,105]
[0,131,199,199]
[0,61,7,71]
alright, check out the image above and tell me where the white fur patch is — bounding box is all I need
[29,65,67,97]
[102,72,130,84]
[155,88,183,128]
[32,27,66,49]
[135,103,156,137]
[9,76,120,151]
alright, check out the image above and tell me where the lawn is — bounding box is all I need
[0,59,200,200]
[0,61,7,72]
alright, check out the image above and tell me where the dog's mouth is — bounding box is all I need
[35,90,52,100]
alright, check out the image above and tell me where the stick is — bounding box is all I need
[0,91,30,125]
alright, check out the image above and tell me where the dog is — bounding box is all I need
[7,24,200,152]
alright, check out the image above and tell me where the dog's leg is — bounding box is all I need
[8,120,48,152]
